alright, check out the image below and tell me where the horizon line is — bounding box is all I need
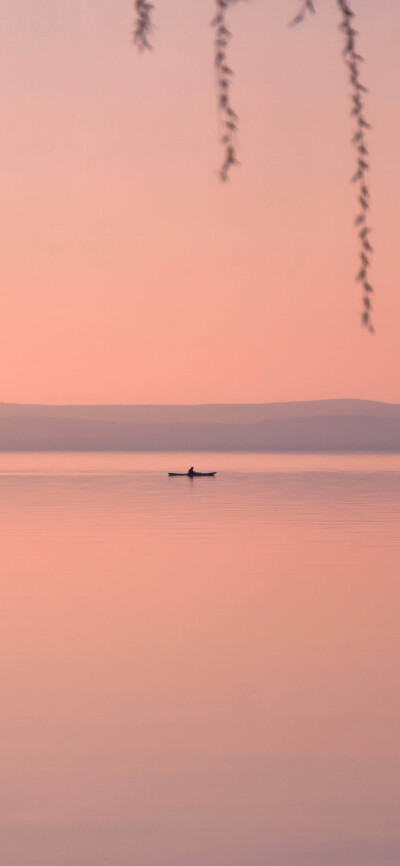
[0,398,398,409]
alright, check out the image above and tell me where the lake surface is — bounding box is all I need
[1,452,399,866]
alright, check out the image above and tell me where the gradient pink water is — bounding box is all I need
[1,453,399,865]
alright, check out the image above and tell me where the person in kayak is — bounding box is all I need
[188,466,195,477]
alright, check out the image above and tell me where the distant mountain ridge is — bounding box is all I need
[0,400,400,451]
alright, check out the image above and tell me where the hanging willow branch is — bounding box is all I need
[290,0,373,331]
[336,0,374,332]
[211,0,240,181]
[133,0,154,50]
[133,1,374,330]
[288,0,316,28]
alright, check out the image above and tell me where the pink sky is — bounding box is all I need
[0,0,399,404]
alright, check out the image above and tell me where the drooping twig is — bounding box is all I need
[211,0,239,181]
[288,0,316,28]
[133,0,154,51]
[291,0,373,331]
[337,0,374,332]
[132,1,374,331]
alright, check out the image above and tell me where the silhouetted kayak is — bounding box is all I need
[168,472,217,477]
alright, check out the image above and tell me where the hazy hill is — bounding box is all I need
[0,400,400,451]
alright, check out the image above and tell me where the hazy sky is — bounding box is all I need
[0,0,399,404]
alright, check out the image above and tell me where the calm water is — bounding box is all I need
[1,452,399,866]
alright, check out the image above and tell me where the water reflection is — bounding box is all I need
[0,453,399,865]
